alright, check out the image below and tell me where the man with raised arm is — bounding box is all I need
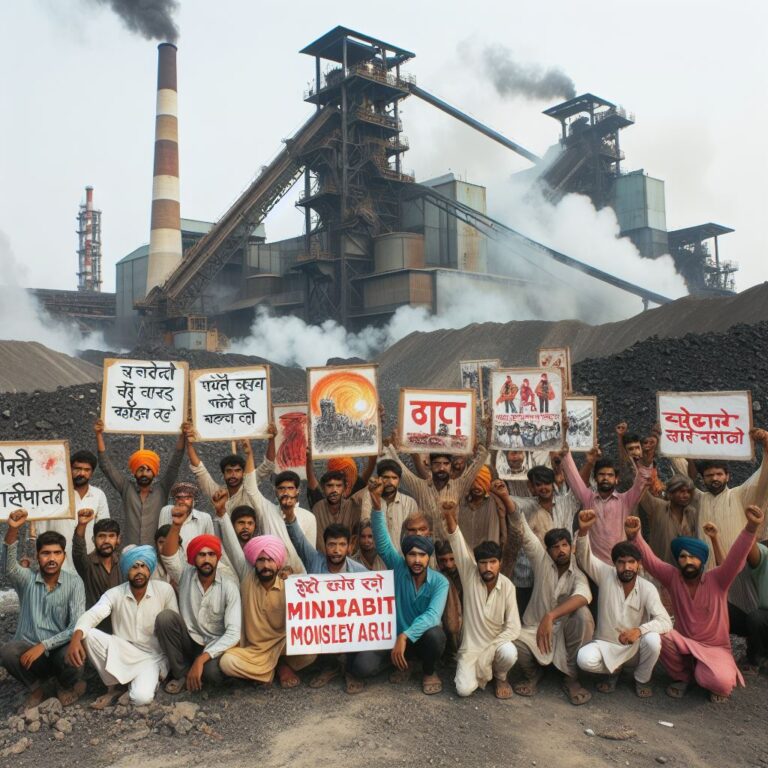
[491,480,594,705]
[1,509,86,707]
[156,509,241,694]
[441,500,519,699]
[157,482,215,559]
[575,509,672,697]
[369,477,449,695]
[308,470,361,552]
[94,418,188,546]
[624,505,764,702]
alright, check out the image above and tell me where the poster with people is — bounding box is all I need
[657,391,753,460]
[565,396,598,452]
[0,441,75,521]
[273,403,309,479]
[190,366,271,441]
[490,368,564,451]
[538,347,572,393]
[307,364,381,460]
[459,359,500,419]
[399,388,475,454]
[102,358,188,434]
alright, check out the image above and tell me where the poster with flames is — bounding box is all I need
[273,403,309,480]
[657,391,753,461]
[307,365,381,460]
[490,368,564,451]
[399,388,475,455]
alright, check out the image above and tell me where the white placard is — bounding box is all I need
[191,367,271,441]
[399,388,475,454]
[0,441,75,521]
[657,391,753,460]
[565,396,597,452]
[491,368,564,451]
[285,570,397,655]
[102,358,188,434]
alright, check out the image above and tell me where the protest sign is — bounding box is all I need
[190,366,271,441]
[538,347,572,392]
[307,364,380,459]
[273,403,309,479]
[0,441,75,521]
[285,570,397,655]
[491,368,564,451]
[657,391,753,460]
[399,388,475,454]
[102,358,188,435]
[459,359,500,419]
[565,396,598,452]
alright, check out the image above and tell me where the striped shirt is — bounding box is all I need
[1,541,86,651]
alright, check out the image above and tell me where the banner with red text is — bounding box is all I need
[399,388,475,454]
[285,570,397,655]
[657,391,753,461]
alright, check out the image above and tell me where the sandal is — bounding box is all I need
[562,679,592,706]
[344,673,365,695]
[309,667,340,689]
[665,681,688,699]
[57,680,86,707]
[164,677,186,695]
[494,678,513,699]
[596,674,619,694]
[422,674,442,695]
[90,686,123,710]
[513,669,542,697]
[389,668,411,684]
[277,664,300,689]
[634,680,653,698]
[709,692,729,704]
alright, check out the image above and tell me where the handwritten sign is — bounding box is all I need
[273,403,308,480]
[190,367,271,441]
[0,441,75,521]
[399,388,475,454]
[491,368,564,451]
[565,396,597,452]
[538,347,572,393]
[657,391,753,460]
[285,570,396,655]
[102,358,188,435]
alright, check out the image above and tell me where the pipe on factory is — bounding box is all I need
[145,42,183,295]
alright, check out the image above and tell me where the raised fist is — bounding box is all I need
[745,505,765,531]
[578,509,597,530]
[6,509,28,529]
[702,522,719,539]
[93,419,104,434]
[267,423,277,438]
[490,479,509,498]
[616,422,627,436]
[77,508,95,525]
[624,516,641,540]
[212,489,228,518]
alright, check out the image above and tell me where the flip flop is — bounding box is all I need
[277,664,301,689]
[494,678,513,699]
[562,680,592,706]
[709,692,729,704]
[164,677,186,695]
[634,680,653,698]
[57,680,86,707]
[344,673,365,695]
[90,687,123,710]
[309,667,340,689]
[422,674,442,695]
[513,669,542,697]
[389,668,411,684]
[665,681,688,699]
[596,674,619,694]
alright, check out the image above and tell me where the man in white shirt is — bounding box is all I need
[37,450,109,573]
[65,545,178,707]
[575,509,672,697]
[157,482,214,559]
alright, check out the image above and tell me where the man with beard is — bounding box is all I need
[1,509,86,707]
[95,418,187,546]
[491,481,594,705]
[624,506,764,702]
[72,509,122,632]
[435,540,463,665]
[441,500,519,699]
[562,442,652,565]
[369,478,449,695]
[640,475,699,565]
[385,437,489,540]
[218,531,315,686]
[309,470,361,553]
[158,482,215,559]
[352,520,387,571]
[156,511,241,694]
[225,503,258,547]
[356,460,418,553]
[66,545,178,707]
[37,450,110,573]
[575,509,671,697]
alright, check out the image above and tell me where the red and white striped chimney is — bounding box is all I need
[145,42,182,294]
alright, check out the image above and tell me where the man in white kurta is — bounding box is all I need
[575,510,672,696]
[65,546,178,706]
[442,502,520,699]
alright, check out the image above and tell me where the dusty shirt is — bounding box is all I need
[457,496,501,550]
[311,498,361,553]
[639,492,699,566]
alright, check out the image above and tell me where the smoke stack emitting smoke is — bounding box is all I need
[483,47,576,101]
[93,0,179,42]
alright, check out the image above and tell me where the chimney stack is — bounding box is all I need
[145,42,182,294]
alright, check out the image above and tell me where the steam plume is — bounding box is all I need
[93,0,179,42]
[483,47,575,101]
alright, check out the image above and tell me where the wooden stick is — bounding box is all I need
[231,441,237,454]
[140,435,145,451]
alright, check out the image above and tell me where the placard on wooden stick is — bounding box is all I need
[0,441,75,521]
[190,366,271,441]
[101,358,188,435]
[399,388,475,454]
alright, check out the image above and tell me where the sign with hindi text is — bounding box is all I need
[191,367,271,441]
[0,441,75,521]
[102,358,188,434]
[657,391,753,461]
[285,571,397,655]
[399,388,475,454]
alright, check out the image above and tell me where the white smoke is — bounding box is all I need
[0,231,109,356]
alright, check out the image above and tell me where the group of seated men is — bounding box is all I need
[1,416,767,709]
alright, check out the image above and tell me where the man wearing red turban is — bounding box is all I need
[156,511,242,694]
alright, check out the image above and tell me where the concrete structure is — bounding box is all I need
[76,186,102,292]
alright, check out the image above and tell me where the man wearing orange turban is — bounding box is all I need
[458,464,503,551]
[94,418,188,547]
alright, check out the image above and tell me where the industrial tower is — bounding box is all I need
[76,186,103,292]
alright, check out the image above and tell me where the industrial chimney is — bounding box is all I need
[145,42,182,294]
[77,186,103,292]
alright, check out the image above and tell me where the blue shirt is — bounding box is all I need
[371,508,448,642]
[286,519,367,575]
[2,541,86,651]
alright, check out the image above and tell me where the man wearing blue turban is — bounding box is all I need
[65,544,179,708]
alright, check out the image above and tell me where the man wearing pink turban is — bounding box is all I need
[219,533,315,687]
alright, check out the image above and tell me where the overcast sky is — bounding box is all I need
[1,0,766,294]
